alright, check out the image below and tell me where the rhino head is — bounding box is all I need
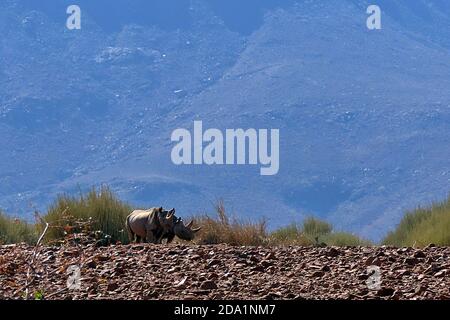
[156,207,177,231]
[173,217,201,241]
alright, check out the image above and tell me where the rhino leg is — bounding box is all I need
[166,233,176,243]
[146,228,158,244]
[128,232,135,243]
[125,216,136,243]
[155,231,165,244]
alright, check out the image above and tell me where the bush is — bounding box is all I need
[42,186,132,244]
[0,211,37,244]
[193,201,267,246]
[269,217,370,247]
[323,232,372,247]
[383,195,450,247]
[268,223,313,246]
[302,217,333,239]
[270,223,301,242]
[0,188,447,248]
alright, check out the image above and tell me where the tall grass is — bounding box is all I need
[0,211,37,244]
[42,186,132,244]
[269,217,371,246]
[0,188,448,247]
[383,195,450,247]
[193,201,268,246]
[302,217,333,240]
[268,223,312,245]
[323,232,372,246]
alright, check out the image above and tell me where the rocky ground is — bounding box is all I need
[0,244,448,300]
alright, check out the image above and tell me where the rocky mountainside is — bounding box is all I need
[0,244,448,300]
[0,0,449,241]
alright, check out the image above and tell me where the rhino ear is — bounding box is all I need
[158,207,163,212]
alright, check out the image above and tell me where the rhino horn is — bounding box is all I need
[191,227,202,233]
[166,208,175,219]
[185,219,194,228]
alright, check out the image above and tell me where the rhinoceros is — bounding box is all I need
[126,207,201,244]
[155,217,201,243]
[125,207,176,244]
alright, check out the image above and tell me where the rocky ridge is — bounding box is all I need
[0,244,448,300]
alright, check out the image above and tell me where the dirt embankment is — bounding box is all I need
[0,244,448,300]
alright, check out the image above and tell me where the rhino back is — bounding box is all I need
[127,209,158,237]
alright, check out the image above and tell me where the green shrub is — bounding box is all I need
[302,217,333,239]
[269,217,369,246]
[42,186,132,244]
[383,195,450,247]
[323,232,372,246]
[0,211,37,244]
[268,223,313,245]
[270,223,302,242]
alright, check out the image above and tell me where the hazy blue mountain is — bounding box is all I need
[1,0,449,241]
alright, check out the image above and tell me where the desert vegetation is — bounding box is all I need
[190,201,267,246]
[41,187,132,244]
[0,211,37,245]
[0,187,448,247]
[383,195,450,247]
[268,217,372,246]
